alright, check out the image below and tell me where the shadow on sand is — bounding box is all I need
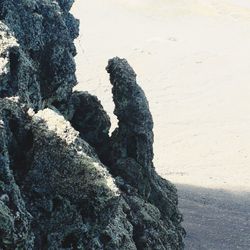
[175,184,250,250]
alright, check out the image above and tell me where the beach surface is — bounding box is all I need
[72,0,250,248]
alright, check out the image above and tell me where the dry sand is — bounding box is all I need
[72,0,250,249]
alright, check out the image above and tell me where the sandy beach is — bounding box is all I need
[72,0,250,248]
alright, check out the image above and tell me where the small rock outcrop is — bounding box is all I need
[68,91,111,163]
[107,57,184,248]
[0,1,184,249]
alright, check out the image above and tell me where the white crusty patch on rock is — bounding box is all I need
[92,162,119,194]
[5,96,20,102]
[33,108,119,196]
[34,108,79,145]
[27,108,35,117]
[0,119,4,129]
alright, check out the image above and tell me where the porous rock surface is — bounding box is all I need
[0,0,79,111]
[0,98,34,249]
[0,0,184,249]
[107,58,184,248]
[68,91,111,164]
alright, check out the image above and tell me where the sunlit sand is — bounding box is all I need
[72,1,250,248]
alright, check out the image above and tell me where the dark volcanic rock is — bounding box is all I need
[68,91,111,163]
[106,57,154,197]
[0,1,184,249]
[0,98,33,249]
[25,109,136,249]
[107,57,185,248]
[0,0,79,111]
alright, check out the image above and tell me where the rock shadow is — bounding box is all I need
[176,184,250,250]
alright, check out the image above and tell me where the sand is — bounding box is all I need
[72,0,250,249]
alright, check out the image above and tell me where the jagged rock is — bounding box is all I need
[106,57,185,248]
[68,91,111,163]
[0,22,41,109]
[0,98,34,249]
[0,0,79,111]
[0,1,184,249]
[124,194,182,249]
[22,108,136,249]
[25,108,184,250]
[106,57,154,197]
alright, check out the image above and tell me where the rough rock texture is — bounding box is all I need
[0,0,79,111]
[0,98,34,249]
[0,1,184,249]
[68,91,111,163]
[107,57,184,248]
[26,108,136,249]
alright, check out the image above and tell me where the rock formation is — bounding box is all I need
[107,58,184,248]
[68,91,111,163]
[0,0,184,249]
